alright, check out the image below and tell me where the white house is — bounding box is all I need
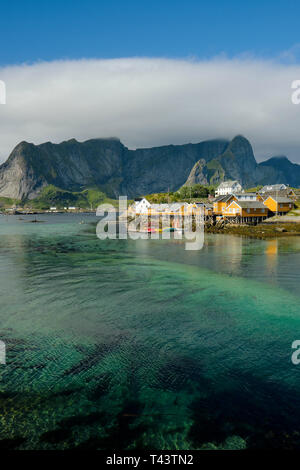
[132,198,151,214]
[215,180,242,197]
[259,184,288,193]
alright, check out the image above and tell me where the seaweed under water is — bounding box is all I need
[0,214,300,449]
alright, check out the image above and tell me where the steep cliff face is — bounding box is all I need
[184,159,209,186]
[215,135,257,185]
[184,135,260,187]
[0,135,299,200]
[121,139,228,196]
[184,136,300,188]
[0,142,48,199]
[0,138,126,199]
[0,137,229,199]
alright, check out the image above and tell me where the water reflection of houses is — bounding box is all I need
[265,239,278,274]
[206,231,243,274]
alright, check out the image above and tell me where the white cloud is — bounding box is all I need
[0,57,300,163]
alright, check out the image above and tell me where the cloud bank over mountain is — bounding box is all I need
[0,57,300,162]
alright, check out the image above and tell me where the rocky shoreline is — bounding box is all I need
[205,222,300,239]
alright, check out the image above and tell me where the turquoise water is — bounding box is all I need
[0,213,300,449]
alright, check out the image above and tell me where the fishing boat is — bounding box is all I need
[163,227,183,234]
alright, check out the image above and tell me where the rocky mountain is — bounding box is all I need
[0,138,126,200]
[184,159,211,186]
[258,156,300,187]
[0,137,228,199]
[183,136,300,189]
[0,135,299,200]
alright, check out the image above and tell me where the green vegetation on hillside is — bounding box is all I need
[143,192,180,204]
[27,185,117,210]
[179,184,215,199]
[206,159,225,184]
[0,197,21,208]
[245,186,263,192]
[144,184,215,203]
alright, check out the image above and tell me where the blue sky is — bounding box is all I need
[0,0,300,65]
[1,1,300,162]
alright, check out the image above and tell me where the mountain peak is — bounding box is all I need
[228,135,252,151]
[231,134,249,142]
[260,155,292,167]
[63,138,78,144]
[0,135,299,200]
[267,155,289,161]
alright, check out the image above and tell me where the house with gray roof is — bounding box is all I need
[215,180,242,197]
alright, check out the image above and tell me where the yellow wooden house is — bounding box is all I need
[263,196,294,215]
[213,194,236,215]
[223,200,268,222]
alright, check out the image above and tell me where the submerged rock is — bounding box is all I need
[200,435,247,451]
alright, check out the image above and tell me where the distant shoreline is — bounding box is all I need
[2,212,300,240]
[1,209,96,215]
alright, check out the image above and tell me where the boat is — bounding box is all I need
[163,227,183,233]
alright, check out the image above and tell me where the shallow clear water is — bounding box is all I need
[0,213,300,449]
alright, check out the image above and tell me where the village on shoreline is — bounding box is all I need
[1,180,300,239]
[128,181,299,222]
[125,181,300,239]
